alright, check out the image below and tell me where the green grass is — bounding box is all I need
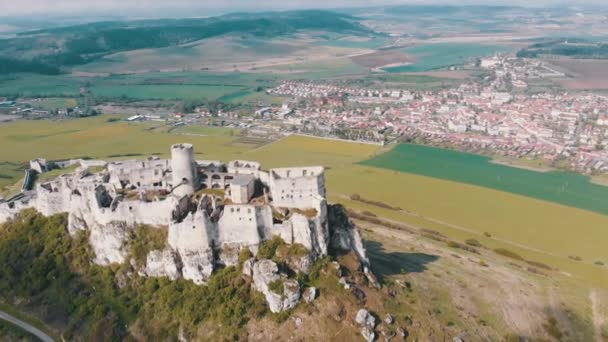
[0,74,82,97]
[29,97,78,110]
[35,164,80,183]
[171,125,241,137]
[362,144,608,215]
[90,84,247,101]
[383,43,510,72]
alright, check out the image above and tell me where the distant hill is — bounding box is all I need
[0,10,372,75]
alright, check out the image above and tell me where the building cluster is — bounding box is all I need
[259,60,608,174]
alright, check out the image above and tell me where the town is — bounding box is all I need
[2,55,608,176]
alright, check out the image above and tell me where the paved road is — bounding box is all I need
[0,310,54,342]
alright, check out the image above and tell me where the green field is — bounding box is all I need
[316,36,390,49]
[383,43,510,72]
[0,71,285,103]
[90,84,247,101]
[1,119,607,288]
[362,144,608,215]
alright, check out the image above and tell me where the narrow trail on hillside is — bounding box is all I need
[590,289,605,342]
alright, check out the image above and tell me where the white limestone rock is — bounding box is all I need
[216,244,241,267]
[242,258,255,277]
[282,279,301,311]
[252,260,282,312]
[252,259,301,313]
[144,248,181,280]
[67,211,88,235]
[303,287,317,303]
[294,254,313,274]
[356,309,370,325]
[355,309,376,329]
[179,249,214,285]
[330,219,369,266]
[89,221,130,266]
[361,326,375,342]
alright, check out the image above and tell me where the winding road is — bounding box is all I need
[0,310,54,342]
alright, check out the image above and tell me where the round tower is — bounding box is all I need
[171,143,197,197]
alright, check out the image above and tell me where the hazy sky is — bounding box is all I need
[0,0,605,17]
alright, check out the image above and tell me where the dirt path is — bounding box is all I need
[590,289,605,342]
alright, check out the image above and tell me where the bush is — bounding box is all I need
[129,225,168,268]
[239,248,254,264]
[493,248,524,261]
[268,279,284,295]
[525,260,552,271]
[543,317,562,340]
[465,239,482,247]
[361,210,377,218]
[257,236,285,260]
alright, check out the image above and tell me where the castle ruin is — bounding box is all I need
[0,143,370,312]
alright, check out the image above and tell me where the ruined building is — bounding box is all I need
[0,143,370,312]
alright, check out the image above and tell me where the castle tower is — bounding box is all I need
[171,143,198,197]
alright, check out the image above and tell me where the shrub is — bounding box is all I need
[525,260,552,271]
[361,210,377,217]
[543,317,562,340]
[465,239,482,247]
[129,225,168,268]
[493,248,524,261]
[268,279,284,295]
[239,248,254,264]
[257,236,285,260]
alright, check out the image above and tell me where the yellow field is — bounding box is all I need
[1,117,607,289]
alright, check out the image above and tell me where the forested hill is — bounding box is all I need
[0,10,372,75]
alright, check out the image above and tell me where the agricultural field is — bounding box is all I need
[257,57,370,79]
[0,74,83,97]
[23,97,78,110]
[382,43,511,72]
[546,58,608,90]
[169,125,241,137]
[73,36,370,74]
[0,71,286,104]
[89,84,247,101]
[362,144,608,215]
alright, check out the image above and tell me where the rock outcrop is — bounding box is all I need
[144,248,182,280]
[89,221,130,266]
[252,259,301,313]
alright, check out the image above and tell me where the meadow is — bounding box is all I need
[0,71,285,104]
[362,143,608,215]
[1,118,607,288]
[383,43,510,72]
